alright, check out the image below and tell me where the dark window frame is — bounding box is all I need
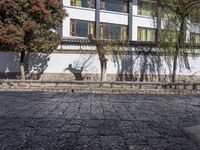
[100,22,128,40]
[138,0,157,17]
[70,19,95,38]
[70,0,95,9]
[138,27,156,42]
[190,33,200,44]
[100,0,129,13]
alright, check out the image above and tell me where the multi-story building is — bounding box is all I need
[1,0,200,81]
[63,0,157,42]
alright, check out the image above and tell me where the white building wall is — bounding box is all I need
[100,11,128,25]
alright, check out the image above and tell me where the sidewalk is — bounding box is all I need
[0,92,200,149]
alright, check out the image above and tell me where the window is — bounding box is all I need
[138,0,157,16]
[162,7,175,19]
[100,0,128,13]
[161,30,179,43]
[191,33,200,44]
[70,0,95,8]
[70,19,95,37]
[190,7,200,23]
[138,27,156,42]
[100,23,128,40]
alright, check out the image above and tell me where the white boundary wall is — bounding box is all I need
[1,51,200,79]
[42,53,200,76]
[0,52,20,74]
[0,52,200,81]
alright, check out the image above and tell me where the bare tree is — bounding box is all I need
[88,35,127,81]
[156,0,200,82]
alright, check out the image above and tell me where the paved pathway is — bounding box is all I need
[0,92,200,150]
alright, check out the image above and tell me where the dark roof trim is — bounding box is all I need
[61,39,158,47]
[61,38,200,49]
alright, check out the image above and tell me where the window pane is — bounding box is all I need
[100,0,128,13]
[138,27,156,42]
[141,28,146,41]
[163,7,175,19]
[77,0,81,6]
[190,7,200,23]
[100,23,127,40]
[100,25,104,39]
[88,23,94,36]
[191,33,200,44]
[76,21,88,37]
[82,0,88,7]
[138,0,156,16]
[142,2,151,16]
[71,0,95,8]
[106,0,123,12]
[161,30,178,43]
[70,19,95,38]
[70,20,76,36]
[121,26,127,40]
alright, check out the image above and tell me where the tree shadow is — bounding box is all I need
[0,52,21,79]
[0,52,51,80]
[114,46,165,82]
[27,52,51,80]
[64,55,96,80]
[64,64,84,80]
[114,45,195,82]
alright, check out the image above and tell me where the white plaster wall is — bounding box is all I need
[1,51,199,78]
[62,16,70,37]
[42,53,200,76]
[100,11,128,25]
[0,52,20,73]
[63,0,70,6]
[43,53,100,74]
[67,7,95,21]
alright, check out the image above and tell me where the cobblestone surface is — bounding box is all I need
[0,92,200,150]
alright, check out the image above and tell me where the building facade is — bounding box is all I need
[63,0,200,43]
[63,0,157,42]
[1,0,200,81]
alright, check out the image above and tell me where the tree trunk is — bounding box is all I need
[20,51,30,80]
[172,53,178,82]
[100,61,107,82]
[172,16,186,83]
[100,63,104,82]
[20,51,25,80]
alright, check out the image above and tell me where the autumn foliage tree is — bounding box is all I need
[0,0,67,79]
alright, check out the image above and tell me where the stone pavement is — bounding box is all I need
[0,91,200,150]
